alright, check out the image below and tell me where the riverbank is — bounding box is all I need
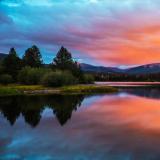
[95,82,160,87]
[0,84,117,96]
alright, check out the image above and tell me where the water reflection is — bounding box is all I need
[0,88,160,160]
[0,95,85,127]
[120,87,160,99]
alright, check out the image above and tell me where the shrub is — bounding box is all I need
[81,74,94,84]
[62,71,78,85]
[18,67,51,85]
[41,70,77,87]
[18,67,29,84]
[0,74,13,85]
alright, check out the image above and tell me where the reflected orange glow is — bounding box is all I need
[82,95,160,132]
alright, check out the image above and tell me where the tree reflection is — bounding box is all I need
[121,87,160,99]
[0,97,21,125]
[50,95,84,125]
[0,95,85,127]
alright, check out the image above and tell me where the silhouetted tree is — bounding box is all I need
[3,48,22,80]
[54,46,73,69]
[23,45,43,67]
[53,46,83,79]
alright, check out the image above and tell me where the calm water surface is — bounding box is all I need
[0,88,160,160]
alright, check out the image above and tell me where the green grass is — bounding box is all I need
[61,85,117,94]
[0,87,20,96]
[9,85,46,91]
[0,84,117,96]
[0,85,46,96]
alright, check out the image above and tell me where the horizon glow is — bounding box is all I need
[1,0,160,67]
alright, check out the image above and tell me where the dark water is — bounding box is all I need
[0,88,160,160]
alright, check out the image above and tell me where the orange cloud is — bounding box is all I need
[67,9,160,66]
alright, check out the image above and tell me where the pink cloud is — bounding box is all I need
[63,8,160,66]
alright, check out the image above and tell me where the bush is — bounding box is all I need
[18,67,52,85]
[81,74,94,84]
[41,70,77,87]
[0,74,13,85]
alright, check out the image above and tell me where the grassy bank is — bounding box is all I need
[61,85,117,94]
[0,84,117,96]
[0,87,20,96]
[0,85,44,96]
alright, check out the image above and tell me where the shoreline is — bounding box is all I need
[95,81,160,87]
[0,84,117,97]
[1,82,159,97]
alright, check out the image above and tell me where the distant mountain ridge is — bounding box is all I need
[81,63,160,75]
[80,63,124,73]
[126,63,160,74]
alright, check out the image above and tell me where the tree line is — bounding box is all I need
[92,72,160,82]
[0,45,94,86]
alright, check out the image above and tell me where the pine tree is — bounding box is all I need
[53,46,83,79]
[23,45,43,67]
[3,48,22,79]
[54,46,73,70]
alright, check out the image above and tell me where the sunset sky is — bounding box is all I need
[1,0,160,67]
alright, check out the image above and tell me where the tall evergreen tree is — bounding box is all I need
[53,46,83,78]
[23,45,43,67]
[54,46,73,70]
[53,46,83,79]
[3,48,22,79]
